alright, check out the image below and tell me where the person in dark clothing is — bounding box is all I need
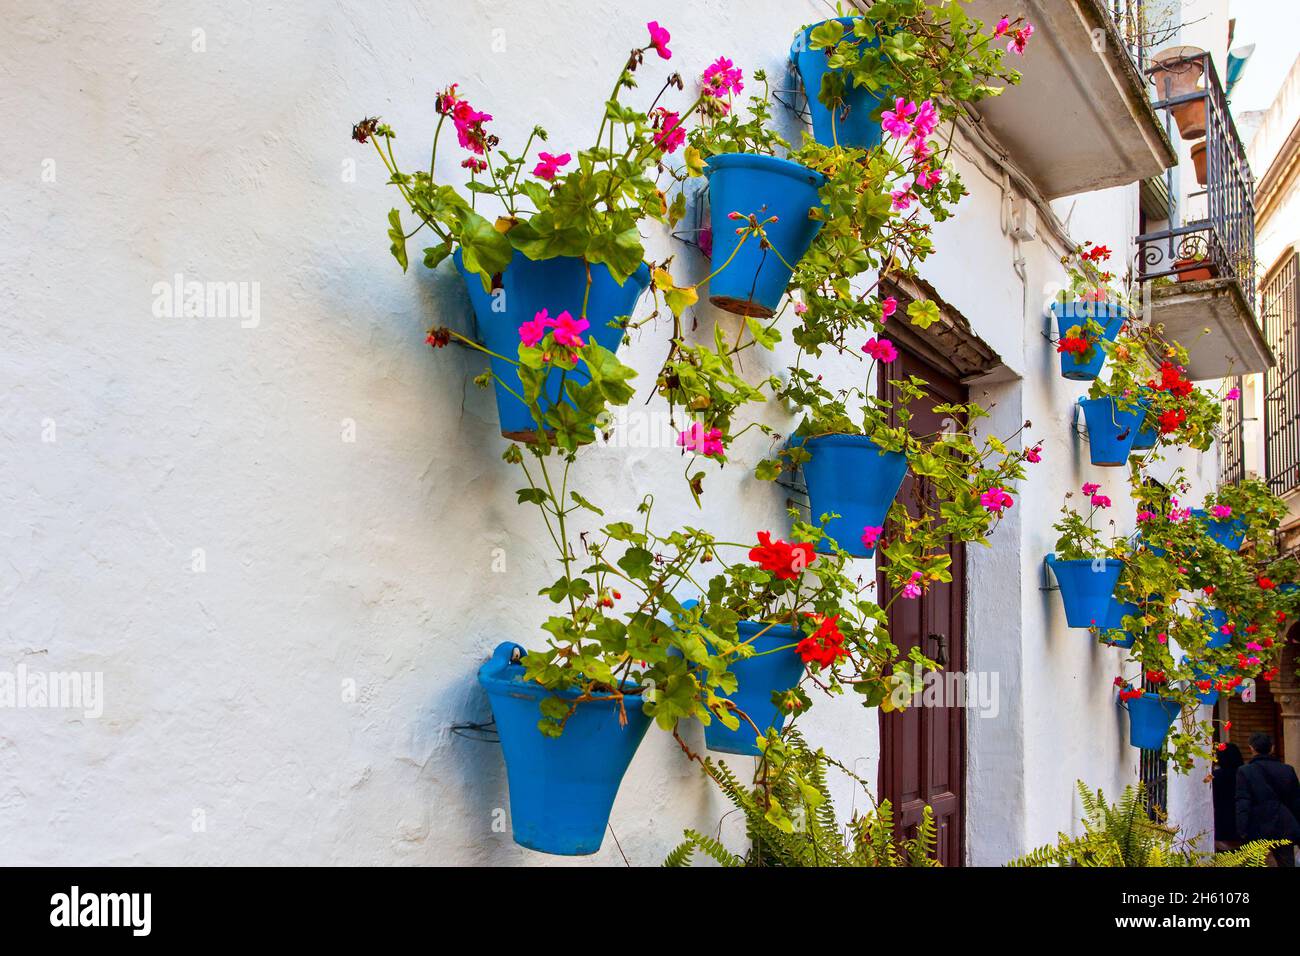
[1212,743,1244,849]
[1235,733,1300,867]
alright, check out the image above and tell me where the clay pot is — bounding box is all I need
[1150,46,1207,140]
[1174,257,1214,282]
[1191,140,1208,186]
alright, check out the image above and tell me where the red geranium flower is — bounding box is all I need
[749,532,816,580]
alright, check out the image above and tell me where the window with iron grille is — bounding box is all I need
[1221,375,1244,486]
[1263,254,1300,497]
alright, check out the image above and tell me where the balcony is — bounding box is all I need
[1136,50,1271,380]
[961,0,1176,200]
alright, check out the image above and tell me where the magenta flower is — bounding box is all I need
[702,56,744,98]
[1136,510,1156,522]
[901,571,924,600]
[1210,505,1233,519]
[914,166,943,191]
[650,108,686,153]
[1225,387,1241,401]
[910,139,933,164]
[881,98,918,139]
[1091,494,1112,509]
[519,309,553,347]
[980,487,1014,515]
[793,300,808,315]
[452,100,494,156]
[647,21,672,59]
[1082,482,1100,496]
[531,151,571,181]
[911,100,939,141]
[862,337,898,363]
[550,311,589,348]
[994,17,1011,38]
[890,188,914,211]
[677,422,725,458]
[1170,507,1191,523]
[1025,445,1042,463]
[881,296,898,320]
[1008,23,1034,56]
[862,525,883,550]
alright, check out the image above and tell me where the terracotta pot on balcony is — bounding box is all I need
[1149,46,1207,140]
[1190,140,1209,186]
[1174,257,1216,282]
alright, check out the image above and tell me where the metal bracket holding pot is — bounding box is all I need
[771,85,812,122]
[1071,398,1091,445]
[1039,554,1059,592]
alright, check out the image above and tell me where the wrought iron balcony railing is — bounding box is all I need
[1221,375,1245,487]
[1263,254,1300,497]
[1135,51,1257,307]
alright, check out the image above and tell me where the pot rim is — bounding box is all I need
[478,643,646,706]
[704,151,826,188]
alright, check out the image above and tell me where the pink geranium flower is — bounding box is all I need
[1136,510,1156,522]
[1082,482,1100,496]
[1091,494,1112,509]
[901,571,924,600]
[519,309,553,347]
[980,487,1014,515]
[914,166,943,190]
[881,296,898,320]
[550,311,589,348]
[677,422,725,457]
[650,108,686,153]
[862,337,898,363]
[1225,387,1241,401]
[911,100,939,140]
[452,100,493,156]
[890,188,914,211]
[1025,445,1042,463]
[531,151,571,181]
[862,525,883,550]
[1210,505,1233,519]
[647,21,672,60]
[1008,23,1034,56]
[793,300,808,315]
[994,17,1011,38]
[881,98,918,139]
[702,56,744,98]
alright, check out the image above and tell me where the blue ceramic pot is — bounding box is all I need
[478,642,651,855]
[1131,397,1158,451]
[1101,597,1141,646]
[1191,509,1247,551]
[1200,606,1231,649]
[1048,555,1124,629]
[790,18,885,149]
[1078,396,1143,467]
[1126,692,1181,749]
[455,251,650,439]
[800,434,908,556]
[705,620,805,756]
[705,153,825,317]
[1054,301,1126,380]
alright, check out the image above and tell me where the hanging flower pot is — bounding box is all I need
[1078,396,1143,467]
[1190,140,1208,187]
[704,153,826,317]
[1148,46,1207,139]
[455,251,651,440]
[1124,692,1182,750]
[1047,554,1124,629]
[1101,597,1140,647]
[705,620,805,756]
[800,434,908,557]
[478,642,651,856]
[790,18,884,150]
[1190,508,1246,550]
[1131,398,1158,451]
[1200,606,1232,649]
[1187,659,1228,706]
[1053,301,1126,380]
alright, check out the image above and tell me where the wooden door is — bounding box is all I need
[878,348,968,866]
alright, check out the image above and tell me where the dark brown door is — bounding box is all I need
[878,348,967,866]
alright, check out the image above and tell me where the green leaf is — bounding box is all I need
[569,491,605,516]
[422,240,453,270]
[457,210,513,291]
[907,299,941,329]
[387,209,408,272]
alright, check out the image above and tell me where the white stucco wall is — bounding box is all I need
[0,0,1216,866]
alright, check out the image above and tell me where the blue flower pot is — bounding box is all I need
[1047,555,1124,629]
[705,153,825,317]
[1131,398,1158,451]
[1053,302,1126,380]
[1200,606,1231,649]
[705,620,805,756]
[478,642,651,855]
[1187,659,1227,706]
[790,18,885,149]
[1078,396,1143,467]
[1191,509,1246,551]
[454,251,650,440]
[1101,597,1140,646]
[800,434,908,557]
[1125,693,1181,750]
